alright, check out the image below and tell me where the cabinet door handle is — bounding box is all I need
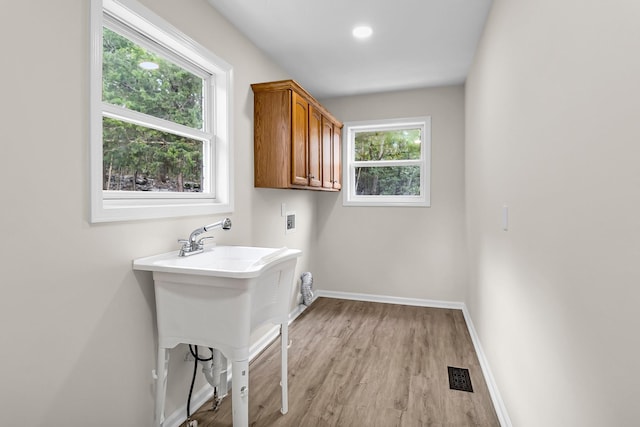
[308,174,315,179]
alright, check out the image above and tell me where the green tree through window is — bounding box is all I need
[354,129,422,195]
[102,27,204,192]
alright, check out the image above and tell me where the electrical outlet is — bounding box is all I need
[286,212,296,234]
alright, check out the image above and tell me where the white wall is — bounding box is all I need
[466,0,640,425]
[316,86,467,302]
[0,0,315,424]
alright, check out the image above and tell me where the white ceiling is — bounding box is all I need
[207,0,493,99]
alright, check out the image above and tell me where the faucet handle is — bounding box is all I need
[177,239,192,256]
[196,236,215,249]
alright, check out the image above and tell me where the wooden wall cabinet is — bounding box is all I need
[251,80,343,191]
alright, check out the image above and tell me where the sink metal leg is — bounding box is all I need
[280,322,288,414]
[231,358,249,427]
[155,347,169,426]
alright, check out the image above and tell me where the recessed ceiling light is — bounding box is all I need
[352,25,373,39]
[139,61,159,70]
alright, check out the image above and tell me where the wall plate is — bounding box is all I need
[286,211,296,234]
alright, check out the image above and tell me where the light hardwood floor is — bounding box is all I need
[181,298,500,426]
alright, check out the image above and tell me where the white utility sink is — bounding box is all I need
[133,245,302,427]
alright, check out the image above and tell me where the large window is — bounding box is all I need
[343,117,431,207]
[90,0,233,222]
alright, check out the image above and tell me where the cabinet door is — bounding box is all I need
[308,106,323,187]
[322,117,334,189]
[291,91,309,186]
[332,125,342,190]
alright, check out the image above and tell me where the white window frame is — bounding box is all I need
[90,0,234,222]
[343,117,431,207]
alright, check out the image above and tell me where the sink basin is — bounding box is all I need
[133,245,302,427]
[133,245,298,279]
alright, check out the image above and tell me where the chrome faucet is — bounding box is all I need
[178,218,232,256]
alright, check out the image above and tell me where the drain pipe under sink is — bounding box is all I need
[199,348,228,408]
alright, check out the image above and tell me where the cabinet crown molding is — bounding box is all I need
[251,80,342,127]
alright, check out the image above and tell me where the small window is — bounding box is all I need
[343,117,431,207]
[90,0,233,222]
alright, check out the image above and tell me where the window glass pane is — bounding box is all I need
[355,166,420,195]
[354,128,422,161]
[102,27,204,129]
[103,117,203,192]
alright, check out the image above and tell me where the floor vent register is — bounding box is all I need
[448,366,474,392]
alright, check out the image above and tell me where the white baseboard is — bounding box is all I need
[315,289,465,310]
[460,305,513,427]
[315,289,512,427]
[163,304,307,427]
[162,383,213,427]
